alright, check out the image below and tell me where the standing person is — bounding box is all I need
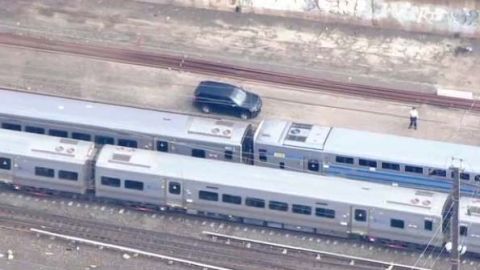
[409,107,418,130]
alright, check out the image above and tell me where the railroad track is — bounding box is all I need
[203,231,432,270]
[0,202,372,270]
[0,32,477,112]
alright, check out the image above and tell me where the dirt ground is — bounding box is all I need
[0,0,478,92]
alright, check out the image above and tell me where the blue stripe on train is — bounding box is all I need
[325,165,476,196]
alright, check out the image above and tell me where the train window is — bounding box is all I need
[307,160,319,172]
[25,126,45,134]
[192,149,206,158]
[390,219,404,229]
[381,162,400,171]
[451,170,468,179]
[58,170,78,181]
[460,173,470,181]
[224,150,233,160]
[95,135,115,145]
[48,129,68,138]
[335,156,354,164]
[0,157,11,170]
[460,226,468,236]
[424,220,433,231]
[259,149,267,162]
[222,194,241,205]
[359,159,377,168]
[428,169,446,177]
[2,123,21,131]
[118,139,138,148]
[279,162,285,169]
[72,132,92,141]
[354,209,367,222]
[405,165,423,174]
[35,167,54,178]
[125,180,144,191]
[156,141,169,152]
[199,190,218,201]
[101,176,121,187]
[292,204,312,215]
[315,208,335,219]
[168,182,181,194]
[269,201,288,211]
[246,197,265,208]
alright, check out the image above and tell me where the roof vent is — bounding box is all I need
[215,120,234,127]
[60,138,78,145]
[415,191,434,197]
[467,206,480,216]
[112,154,131,162]
[289,128,301,135]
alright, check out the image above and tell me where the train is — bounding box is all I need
[0,128,479,254]
[1,89,479,195]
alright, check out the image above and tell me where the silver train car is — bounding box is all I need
[0,129,96,194]
[2,88,480,195]
[95,145,477,252]
[254,119,480,195]
[1,129,479,253]
[0,89,253,163]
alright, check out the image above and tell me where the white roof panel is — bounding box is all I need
[254,119,331,150]
[0,90,250,145]
[0,129,95,164]
[97,145,447,216]
[459,197,480,224]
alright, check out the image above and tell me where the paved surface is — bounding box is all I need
[0,189,478,270]
[1,0,480,91]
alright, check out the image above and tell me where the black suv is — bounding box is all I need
[193,81,262,119]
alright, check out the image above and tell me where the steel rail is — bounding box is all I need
[203,231,432,270]
[0,202,329,270]
[0,32,477,112]
[31,228,234,270]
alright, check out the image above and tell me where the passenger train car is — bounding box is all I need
[0,89,253,163]
[1,128,480,254]
[254,120,480,195]
[1,89,480,194]
[0,129,96,194]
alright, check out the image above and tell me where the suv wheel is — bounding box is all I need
[201,104,210,114]
[240,111,250,120]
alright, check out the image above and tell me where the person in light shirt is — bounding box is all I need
[408,107,418,130]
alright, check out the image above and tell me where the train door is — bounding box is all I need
[305,158,320,173]
[165,179,185,208]
[0,155,14,184]
[350,207,369,236]
[241,126,254,164]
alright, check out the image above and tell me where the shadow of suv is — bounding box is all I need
[193,81,262,120]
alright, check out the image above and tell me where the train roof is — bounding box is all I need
[324,128,480,172]
[255,119,480,173]
[254,119,331,150]
[97,145,448,216]
[459,197,480,224]
[0,89,251,146]
[0,129,95,164]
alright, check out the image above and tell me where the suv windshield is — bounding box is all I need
[231,88,247,105]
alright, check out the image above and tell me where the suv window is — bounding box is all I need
[231,88,247,104]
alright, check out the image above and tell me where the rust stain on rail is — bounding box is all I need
[0,32,477,111]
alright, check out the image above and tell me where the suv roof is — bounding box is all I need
[194,81,238,97]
